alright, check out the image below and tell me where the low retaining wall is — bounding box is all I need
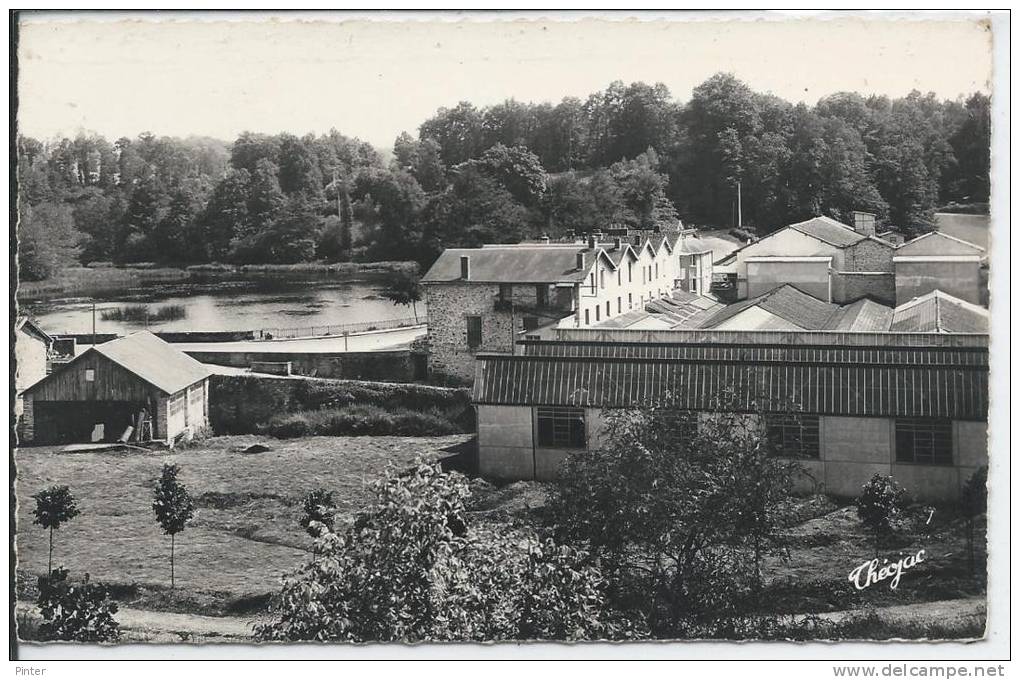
[186,348,426,382]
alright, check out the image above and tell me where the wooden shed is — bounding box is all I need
[20,331,212,448]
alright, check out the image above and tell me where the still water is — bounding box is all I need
[25,281,421,335]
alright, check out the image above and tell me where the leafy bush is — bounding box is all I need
[256,461,628,642]
[35,569,120,642]
[547,397,804,637]
[209,375,474,435]
[260,405,461,438]
[961,466,988,573]
[856,474,908,552]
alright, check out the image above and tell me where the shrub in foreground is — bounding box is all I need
[35,569,120,642]
[256,462,629,642]
[856,474,908,554]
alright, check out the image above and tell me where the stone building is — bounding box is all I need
[471,328,988,501]
[20,331,211,447]
[421,235,692,381]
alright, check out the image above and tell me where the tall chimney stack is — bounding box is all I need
[576,251,587,271]
[852,211,876,237]
[460,255,470,280]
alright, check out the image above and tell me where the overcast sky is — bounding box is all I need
[16,12,993,149]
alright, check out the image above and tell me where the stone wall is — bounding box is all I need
[831,272,896,305]
[843,239,895,273]
[424,283,516,382]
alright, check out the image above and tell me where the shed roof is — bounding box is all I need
[17,316,52,344]
[698,284,840,331]
[421,246,606,284]
[787,216,867,248]
[27,331,211,396]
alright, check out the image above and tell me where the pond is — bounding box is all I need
[22,281,424,336]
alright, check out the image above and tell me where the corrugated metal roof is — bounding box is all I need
[473,354,987,419]
[787,216,866,247]
[518,340,988,368]
[421,246,599,284]
[92,331,211,394]
[891,291,989,333]
[825,299,894,332]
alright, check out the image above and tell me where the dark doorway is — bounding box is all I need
[33,400,146,445]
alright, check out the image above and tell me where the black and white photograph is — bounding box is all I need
[8,8,1009,669]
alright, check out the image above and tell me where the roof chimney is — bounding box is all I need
[587,234,597,250]
[540,234,551,244]
[613,237,622,250]
[576,251,587,271]
[632,234,642,246]
[852,211,876,237]
[460,255,470,280]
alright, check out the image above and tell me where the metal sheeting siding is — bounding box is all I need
[517,341,988,368]
[473,356,988,420]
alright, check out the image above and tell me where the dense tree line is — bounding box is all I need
[16,74,990,281]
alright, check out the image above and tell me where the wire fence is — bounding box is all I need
[256,315,426,340]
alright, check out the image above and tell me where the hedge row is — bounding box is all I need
[209,374,475,436]
[261,405,462,438]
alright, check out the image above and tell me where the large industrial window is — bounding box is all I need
[766,414,820,458]
[536,407,586,449]
[466,316,482,349]
[895,418,953,465]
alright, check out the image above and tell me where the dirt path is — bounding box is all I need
[19,596,986,643]
[814,596,986,625]
[18,602,257,641]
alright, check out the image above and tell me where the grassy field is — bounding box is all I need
[14,435,986,641]
[14,434,472,617]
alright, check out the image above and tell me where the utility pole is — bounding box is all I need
[332,168,342,218]
[91,300,96,346]
[737,180,743,228]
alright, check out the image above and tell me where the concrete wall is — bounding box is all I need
[746,259,832,301]
[895,259,981,305]
[730,230,843,295]
[477,405,607,481]
[475,406,987,500]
